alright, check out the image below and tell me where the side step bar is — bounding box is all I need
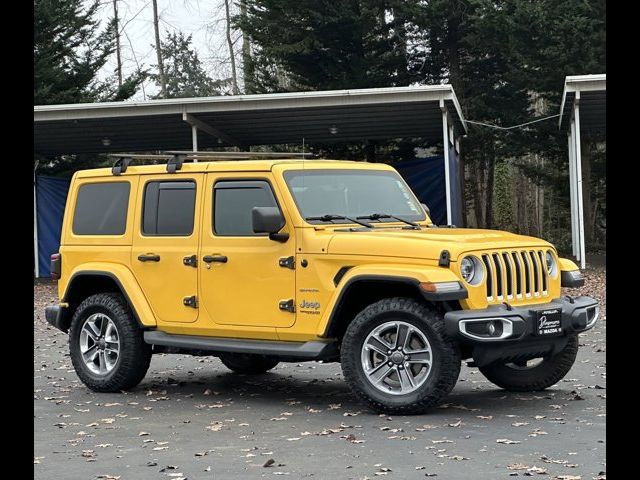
[144,331,339,361]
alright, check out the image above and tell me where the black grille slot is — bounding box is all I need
[492,253,503,298]
[512,252,522,295]
[530,251,539,293]
[521,251,531,294]
[538,251,548,292]
[502,253,513,297]
[482,254,493,298]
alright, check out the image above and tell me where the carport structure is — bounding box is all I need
[559,74,606,269]
[33,85,468,277]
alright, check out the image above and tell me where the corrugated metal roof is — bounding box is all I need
[34,85,467,156]
[559,74,606,133]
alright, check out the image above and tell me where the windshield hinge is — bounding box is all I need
[279,256,295,269]
[438,250,451,267]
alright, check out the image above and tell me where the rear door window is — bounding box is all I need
[142,180,196,236]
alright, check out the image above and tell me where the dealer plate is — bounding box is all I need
[534,308,563,336]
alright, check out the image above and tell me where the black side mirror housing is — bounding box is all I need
[252,207,287,241]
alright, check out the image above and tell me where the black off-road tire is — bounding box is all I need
[340,297,461,415]
[69,293,152,392]
[219,353,280,374]
[478,335,579,392]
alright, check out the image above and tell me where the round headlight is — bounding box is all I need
[546,251,558,277]
[460,256,483,285]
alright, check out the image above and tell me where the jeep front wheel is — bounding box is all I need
[69,293,152,393]
[478,335,579,392]
[219,353,279,374]
[340,297,461,415]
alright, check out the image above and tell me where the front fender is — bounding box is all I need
[316,264,463,337]
[63,262,157,327]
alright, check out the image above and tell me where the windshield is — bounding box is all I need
[283,169,427,224]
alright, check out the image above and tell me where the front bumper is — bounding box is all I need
[45,305,69,333]
[444,296,599,367]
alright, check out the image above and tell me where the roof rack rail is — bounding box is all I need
[108,150,318,175]
[165,150,319,159]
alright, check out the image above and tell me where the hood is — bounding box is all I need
[326,227,553,261]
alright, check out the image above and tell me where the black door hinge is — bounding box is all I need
[183,254,198,268]
[438,250,450,267]
[279,299,295,313]
[183,295,198,308]
[278,256,295,269]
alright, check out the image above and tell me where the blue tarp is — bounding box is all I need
[394,155,462,226]
[36,175,70,277]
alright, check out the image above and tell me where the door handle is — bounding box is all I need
[203,255,228,264]
[137,253,160,262]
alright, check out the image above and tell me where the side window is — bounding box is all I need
[73,182,130,235]
[214,180,279,236]
[142,180,196,236]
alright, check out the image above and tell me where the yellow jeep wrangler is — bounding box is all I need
[45,154,598,414]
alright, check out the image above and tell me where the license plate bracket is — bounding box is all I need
[534,307,563,336]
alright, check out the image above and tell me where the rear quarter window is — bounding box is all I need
[72,182,130,235]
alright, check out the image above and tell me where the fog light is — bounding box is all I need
[487,321,496,335]
[459,318,514,341]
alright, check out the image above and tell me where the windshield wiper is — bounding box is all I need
[305,214,373,228]
[356,213,420,229]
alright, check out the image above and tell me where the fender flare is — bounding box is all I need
[62,264,157,328]
[317,264,465,338]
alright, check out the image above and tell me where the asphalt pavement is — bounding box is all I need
[34,272,606,480]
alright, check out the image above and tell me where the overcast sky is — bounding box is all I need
[93,0,239,100]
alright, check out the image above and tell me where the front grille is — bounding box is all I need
[481,250,549,303]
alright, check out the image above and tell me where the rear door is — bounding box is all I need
[131,173,204,323]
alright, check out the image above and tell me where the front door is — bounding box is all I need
[131,174,203,323]
[199,174,296,328]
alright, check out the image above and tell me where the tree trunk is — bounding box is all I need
[459,147,467,227]
[224,0,239,95]
[239,0,254,94]
[447,2,462,92]
[485,152,495,229]
[151,0,167,98]
[113,0,122,88]
[471,159,485,228]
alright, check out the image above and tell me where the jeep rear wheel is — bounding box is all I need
[219,353,279,374]
[478,335,579,392]
[340,297,461,415]
[69,293,152,393]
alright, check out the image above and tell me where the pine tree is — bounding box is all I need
[236,0,410,92]
[34,0,143,105]
[150,31,228,99]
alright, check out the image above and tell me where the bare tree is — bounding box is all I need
[224,0,239,94]
[152,0,167,98]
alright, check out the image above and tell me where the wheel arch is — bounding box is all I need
[61,268,157,331]
[320,275,429,341]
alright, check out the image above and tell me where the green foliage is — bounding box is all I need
[236,0,410,92]
[149,32,228,99]
[34,0,144,105]
[237,0,605,248]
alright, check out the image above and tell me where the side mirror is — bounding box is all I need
[421,203,431,216]
[252,207,286,240]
